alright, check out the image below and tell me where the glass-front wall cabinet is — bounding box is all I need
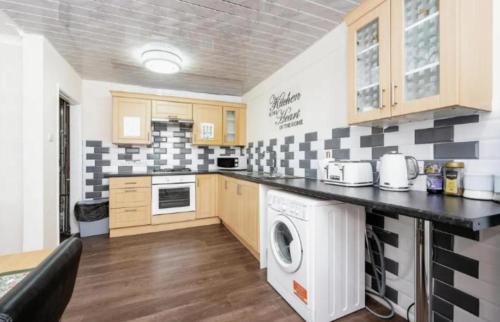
[346,0,492,124]
[356,19,380,111]
[222,106,245,146]
[223,108,237,145]
[403,0,440,101]
[347,0,391,123]
[390,0,452,116]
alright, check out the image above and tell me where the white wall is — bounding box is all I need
[0,12,23,255]
[21,34,45,252]
[81,80,242,142]
[243,25,347,144]
[8,30,81,252]
[42,39,82,248]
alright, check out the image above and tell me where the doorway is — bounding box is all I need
[59,97,71,241]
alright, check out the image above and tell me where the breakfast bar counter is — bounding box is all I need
[107,170,500,231]
[220,171,500,231]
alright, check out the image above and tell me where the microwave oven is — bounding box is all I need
[217,156,247,170]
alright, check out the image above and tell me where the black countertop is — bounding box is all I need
[106,171,500,231]
[105,170,217,177]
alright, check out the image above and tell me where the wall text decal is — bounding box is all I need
[268,91,303,130]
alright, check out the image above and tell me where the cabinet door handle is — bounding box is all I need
[124,209,136,213]
[237,185,241,195]
[124,182,136,185]
[224,181,228,190]
[196,179,199,187]
[391,82,398,107]
[124,189,137,193]
[379,88,386,109]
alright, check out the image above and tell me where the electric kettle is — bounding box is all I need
[379,152,419,191]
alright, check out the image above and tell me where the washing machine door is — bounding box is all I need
[269,215,303,273]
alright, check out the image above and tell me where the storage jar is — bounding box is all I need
[444,161,464,196]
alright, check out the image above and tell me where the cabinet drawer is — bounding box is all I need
[110,206,151,228]
[109,176,151,189]
[109,187,151,209]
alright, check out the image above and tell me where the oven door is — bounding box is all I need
[152,183,196,215]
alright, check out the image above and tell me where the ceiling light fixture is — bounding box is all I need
[141,49,182,74]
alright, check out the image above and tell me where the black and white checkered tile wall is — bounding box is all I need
[84,122,243,199]
[246,115,489,179]
[247,114,500,322]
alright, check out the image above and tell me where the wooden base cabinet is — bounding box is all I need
[218,176,259,259]
[108,174,259,256]
[109,177,152,229]
[196,174,218,219]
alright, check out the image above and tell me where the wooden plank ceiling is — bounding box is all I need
[0,0,359,95]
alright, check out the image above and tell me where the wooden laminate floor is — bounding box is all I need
[63,224,406,322]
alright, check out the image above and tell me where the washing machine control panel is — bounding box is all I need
[269,196,307,220]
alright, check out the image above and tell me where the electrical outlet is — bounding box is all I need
[324,149,333,159]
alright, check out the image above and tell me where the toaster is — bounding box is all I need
[323,161,373,187]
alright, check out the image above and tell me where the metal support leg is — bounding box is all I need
[414,219,433,322]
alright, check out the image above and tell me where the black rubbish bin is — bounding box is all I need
[74,199,109,237]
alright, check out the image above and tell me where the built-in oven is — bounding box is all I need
[152,175,196,215]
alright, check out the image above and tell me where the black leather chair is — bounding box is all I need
[0,237,82,322]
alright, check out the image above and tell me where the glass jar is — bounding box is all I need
[425,163,443,194]
[444,161,465,196]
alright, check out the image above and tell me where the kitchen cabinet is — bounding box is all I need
[196,174,218,219]
[346,0,492,124]
[236,181,259,253]
[192,104,223,145]
[218,176,259,258]
[222,106,246,146]
[347,0,392,124]
[109,177,151,229]
[110,91,245,146]
[218,176,237,225]
[112,96,152,144]
[218,176,228,221]
[152,100,192,120]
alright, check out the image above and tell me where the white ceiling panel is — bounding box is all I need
[0,0,359,95]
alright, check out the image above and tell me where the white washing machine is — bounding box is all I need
[267,190,366,322]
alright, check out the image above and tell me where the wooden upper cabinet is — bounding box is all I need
[112,96,152,145]
[346,0,492,125]
[192,104,223,145]
[152,100,193,120]
[237,107,247,146]
[347,0,392,123]
[222,106,246,146]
